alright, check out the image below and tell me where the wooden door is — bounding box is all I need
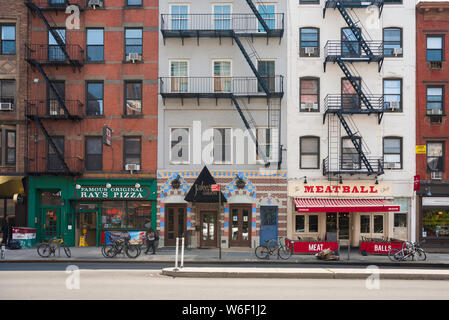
[200,211,217,247]
[229,205,251,247]
[164,205,187,246]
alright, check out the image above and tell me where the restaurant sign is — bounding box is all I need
[75,186,150,200]
[288,182,393,197]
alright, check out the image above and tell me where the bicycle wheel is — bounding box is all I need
[61,243,71,258]
[388,248,403,261]
[101,245,112,258]
[278,246,292,260]
[255,245,270,259]
[37,243,51,258]
[125,245,139,259]
[415,248,427,261]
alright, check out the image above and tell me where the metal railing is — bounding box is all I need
[26,155,84,175]
[325,41,384,59]
[325,0,384,7]
[159,76,283,96]
[323,156,384,175]
[25,44,85,65]
[324,94,384,113]
[26,100,84,118]
[161,14,284,34]
[26,0,87,9]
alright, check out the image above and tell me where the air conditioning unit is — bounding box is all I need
[393,47,403,56]
[125,163,141,171]
[0,102,13,111]
[431,171,443,180]
[302,102,315,111]
[127,52,142,63]
[304,47,316,56]
[88,0,103,9]
[429,108,443,115]
[384,162,400,169]
[389,101,400,111]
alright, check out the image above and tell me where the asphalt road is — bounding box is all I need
[0,263,449,300]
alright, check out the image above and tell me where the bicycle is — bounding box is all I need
[255,237,292,260]
[102,236,140,259]
[37,237,71,258]
[388,241,426,261]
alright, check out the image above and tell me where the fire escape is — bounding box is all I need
[322,0,385,177]
[160,1,284,167]
[25,0,85,175]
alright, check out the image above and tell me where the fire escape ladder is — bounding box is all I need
[33,116,71,174]
[336,112,374,173]
[244,0,271,34]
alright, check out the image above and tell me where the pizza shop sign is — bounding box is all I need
[75,186,150,200]
[288,182,392,197]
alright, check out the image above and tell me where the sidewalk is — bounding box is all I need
[1,246,449,267]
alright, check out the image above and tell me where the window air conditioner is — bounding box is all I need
[304,47,316,56]
[125,164,141,171]
[88,0,103,9]
[389,101,400,111]
[384,162,399,169]
[393,47,403,56]
[127,52,142,63]
[0,102,13,111]
[303,102,315,111]
[431,171,443,180]
[429,108,443,115]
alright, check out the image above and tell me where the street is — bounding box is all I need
[0,263,448,300]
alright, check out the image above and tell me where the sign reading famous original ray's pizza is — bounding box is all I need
[288,182,393,197]
[75,186,150,199]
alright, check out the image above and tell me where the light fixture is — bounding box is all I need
[106,183,112,188]
[426,187,432,197]
[303,176,307,184]
[375,176,379,185]
[75,184,81,190]
[339,176,343,184]
[135,182,141,188]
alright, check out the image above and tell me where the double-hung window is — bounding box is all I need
[171,5,188,30]
[383,79,402,112]
[300,78,319,112]
[170,60,188,93]
[257,4,275,31]
[427,36,444,62]
[342,137,361,170]
[125,28,143,60]
[383,137,402,169]
[383,28,402,57]
[0,80,15,109]
[213,4,231,30]
[86,82,104,116]
[213,128,231,164]
[1,25,15,55]
[256,128,273,162]
[127,0,142,6]
[124,137,141,167]
[213,61,231,93]
[300,28,319,57]
[86,28,104,62]
[300,136,319,169]
[426,86,444,115]
[48,137,64,171]
[85,137,102,171]
[125,81,142,116]
[48,28,66,61]
[170,128,190,164]
[427,142,444,175]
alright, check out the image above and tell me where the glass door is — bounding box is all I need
[200,211,217,247]
[41,208,60,241]
[338,213,350,241]
[164,205,187,246]
[229,205,251,247]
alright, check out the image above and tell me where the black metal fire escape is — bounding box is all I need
[323,0,385,176]
[25,0,84,175]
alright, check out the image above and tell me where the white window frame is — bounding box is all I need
[212,59,232,93]
[169,3,190,30]
[169,127,190,165]
[169,59,189,93]
[212,3,232,30]
[255,127,273,163]
[257,3,276,32]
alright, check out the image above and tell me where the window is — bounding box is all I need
[383,0,402,3]
[342,77,361,110]
[374,215,384,233]
[213,128,231,164]
[383,137,402,169]
[171,5,188,30]
[257,4,275,31]
[102,201,151,230]
[213,61,231,93]
[124,137,141,167]
[309,215,318,233]
[383,28,402,57]
[299,0,320,4]
[258,60,275,93]
[213,4,231,30]
[423,209,449,239]
[47,81,65,116]
[86,82,103,116]
[47,137,64,171]
[295,215,305,233]
[300,78,319,112]
[48,28,65,61]
[394,213,407,228]
[300,136,319,169]
[170,60,188,93]
[341,28,360,57]
[125,28,143,60]
[170,128,190,164]
[256,128,272,162]
[300,28,319,57]
[426,142,444,173]
[342,137,361,170]
[86,28,104,62]
[360,215,370,233]
[0,80,15,108]
[383,79,402,112]
[127,0,142,6]
[426,87,444,115]
[125,81,142,116]
[5,130,15,165]
[1,25,15,55]
[426,36,444,62]
[85,137,102,171]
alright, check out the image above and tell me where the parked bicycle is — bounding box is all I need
[255,236,292,260]
[37,237,71,258]
[388,241,427,261]
[101,236,141,259]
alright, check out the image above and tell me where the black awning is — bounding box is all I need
[184,166,227,203]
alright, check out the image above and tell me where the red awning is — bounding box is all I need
[294,198,400,213]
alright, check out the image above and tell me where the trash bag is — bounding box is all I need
[7,240,21,250]
[315,248,339,261]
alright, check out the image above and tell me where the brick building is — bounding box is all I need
[25,0,158,247]
[0,0,28,233]
[416,1,449,250]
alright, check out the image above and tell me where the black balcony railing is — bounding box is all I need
[26,0,87,9]
[26,155,84,175]
[324,94,384,114]
[325,41,384,61]
[25,44,85,66]
[325,0,384,8]
[26,100,84,119]
[323,156,384,175]
[159,76,284,98]
[161,14,284,37]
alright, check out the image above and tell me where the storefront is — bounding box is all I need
[288,182,410,250]
[27,177,157,247]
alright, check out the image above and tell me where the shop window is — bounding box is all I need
[309,215,318,233]
[374,215,384,233]
[102,201,126,229]
[1,25,15,55]
[423,210,449,238]
[86,28,104,62]
[40,190,62,206]
[102,201,151,230]
[126,201,151,229]
[295,215,305,232]
[394,213,407,228]
[360,215,370,233]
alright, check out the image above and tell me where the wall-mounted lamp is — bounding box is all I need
[106,183,112,189]
[339,176,343,184]
[135,183,141,188]
[375,176,379,185]
[75,184,81,190]
[426,187,432,197]
[302,176,307,184]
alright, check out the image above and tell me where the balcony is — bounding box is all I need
[323,157,384,176]
[25,0,87,10]
[26,156,84,176]
[159,76,284,100]
[325,0,384,9]
[324,41,384,63]
[324,94,384,115]
[26,100,84,120]
[25,44,85,67]
[160,14,284,39]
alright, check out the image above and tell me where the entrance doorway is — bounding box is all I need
[165,205,187,246]
[41,208,60,240]
[260,206,278,245]
[229,205,251,247]
[200,211,217,247]
[76,212,97,246]
[326,212,351,244]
